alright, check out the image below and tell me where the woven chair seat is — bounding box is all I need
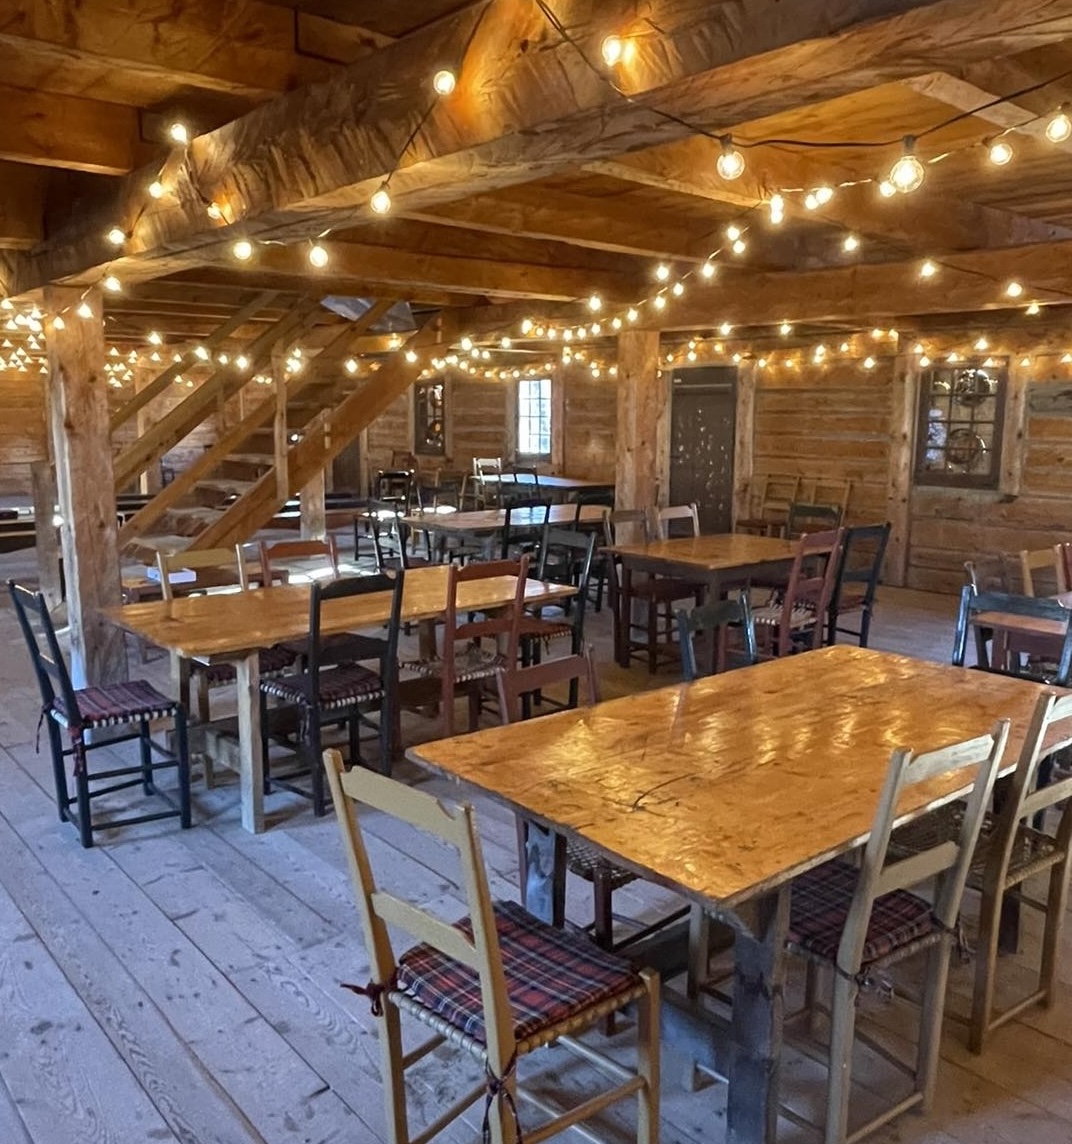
[565,838,638,890]
[261,663,385,709]
[52,679,180,729]
[518,616,573,641]
[200,645,297,686]
[788,859,937,967]
[395,900,642,1046]
[752,600,817,629]
[406,646,508,683]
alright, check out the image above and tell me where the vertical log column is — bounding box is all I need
[884,355,919,588]
[616,330,669,514]
[301,418,328,541]
[45,286,127,687]
[733,362,757,528]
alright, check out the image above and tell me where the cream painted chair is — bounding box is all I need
[324,749,660,1144]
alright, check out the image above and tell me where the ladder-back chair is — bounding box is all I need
[753,528,844,657]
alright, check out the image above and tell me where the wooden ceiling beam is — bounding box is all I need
[12,0,1072,298]
[637,238,1072,329]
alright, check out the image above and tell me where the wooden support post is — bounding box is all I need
[272,351,289,503]
[885,356,919,587]
[733,362,757,529]
[616,330,669,514]
[134,370,162,494]
[1000,359,1030,498]
[44,286,127,687]
[301,419,328,540]
[30,460,62,611]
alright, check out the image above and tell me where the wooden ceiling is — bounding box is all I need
[5,0,1072,351]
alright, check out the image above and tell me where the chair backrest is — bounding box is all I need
[443,556,528,669]
[1056,543,1072,597]
[756,472,802,518]
[786,501,843,540]
[367,499,417,571]
[831,522,891,611]
[773,528,844,654]
[323,750,516,1070]
[837,720,1008,972]
[372,468,413,508]
[8,580,79,717]
[156,546,248,600]
[603,507,650,547]
[473,456,502,477]
[677,594,758,680]
[306,571,404,690]
[952,586,1072,685]
[806,477,853,514]
[503,465,541,491]
[500,498,551,559]
[497,644,601,724]
[654,503,700,540]
[259,537,340,586]
[1020,546,1065,597]
[534,526,596,633]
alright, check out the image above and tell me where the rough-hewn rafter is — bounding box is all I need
[11,0,1072,298]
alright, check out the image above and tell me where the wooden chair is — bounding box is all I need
[499,497,551,560]
[676,594,758,681]
[260,572,404,815]
[826,522,891,648]
[367,498,431,571]
[1020,546,1066,597]
[323,750,660,1144]
[258,536,341,586]
[472,456,502,507]
[752,528,844,657]
[786,501,843,540]
[156,547,296,728]
[786,720,1008,1144]
[572,490,615,612]
[653,501,700,540]
[372,468,415,511]
[8,580,191,848]
[952,587,1072,686]
[964,553,1016,594]
[891,690,1072,1053]
[406,557,528,738]
[737,472,802,535]
[805,477,853,518]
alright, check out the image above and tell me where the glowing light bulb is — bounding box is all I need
[147,331,162,345]
[814,186,834,205]
[344,358,359,374]
[501,336,512,348]
[236,355,250,371]
[432,69,456,95]
[701,261,716,279]
[726,225,742,242]
[779,322,792,337]
[206,202,223,221]
[460,336,474,352]
[863,356,876,369]
[768,194,785,225]
[652,294,667,310]
[611,316,622,329]
[671,281,684,296]
[1021,356,1032,367]
[106,226,126,246]
[1047,107,1072,143]
[716,137,745,181]
[103,275,121,293]
[77,301,93,319]
[405,349,418,363]
[804,192,820,211]
[232,239,253,261]
[308,243,329,268]
[655,263,671,282]
[588,294,602,312]
[719,321,733,336]
[601,35,624,67]
[520,318,533,334]
[974,337,988,351]
[1027,301,1041,316]
[732,239,746,255]
[889,136,925,193]
[919,355,931,367]
[370,186,392,215]
[989,138,1013,166]
[878,180,896,198]
[168,122,189,145]
[1005,280,1024,298]
[626,308,639,322]
[842,234,860,253]
[52,315,65,330]
[148,180,164,199]
[919,260,937,279]
[194,344,210,360]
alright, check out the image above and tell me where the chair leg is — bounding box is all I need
[647,598,658,674]
[636,969,661,1144]
[309,718,328,818]
[139,717,154,794]
[859,607,873,649]
[917,941,952,1110]
[1040,857,1072,1008]
[74,733,93,849]
[592,868,614,951]
[347,707,362,768]
[175,706,192,829]
[824,972,859,1144]
[441,674,455,739]
[970,884,1002,1053]
[46,719,70,822]
[259,690,273,794]
[467,682,482,732]
[378,1005,410,1144]
[195,671,211,725]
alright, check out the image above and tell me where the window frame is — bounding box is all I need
[515,376,553,461]
[913,358,1007,491]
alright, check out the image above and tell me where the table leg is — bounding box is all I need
[235,652,264,834]
[727,888,789,1144]
[170,651,191,710]
[517,821,566,927]
[618,563,633,669]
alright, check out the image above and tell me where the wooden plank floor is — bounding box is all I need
[2,561,1071,1144]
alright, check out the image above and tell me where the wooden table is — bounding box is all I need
[604,533,797,667]
[408,645,1051,1144]
[103,566,575,834]
[480,473,613,502]
[401,503,605,535]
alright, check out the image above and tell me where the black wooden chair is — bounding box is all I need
[826,522,891,648]
[368,498,431,570]
[260,571,405,815]
[676,594,758,680]
[500,497,551,560]
[8,580,192,848]
[952,586,1072,685]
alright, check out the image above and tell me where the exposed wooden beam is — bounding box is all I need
[0,163,45,249]
[13,0,1072,296]
[641,237,1072,328]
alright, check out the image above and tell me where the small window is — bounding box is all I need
[914,361,1006,489]
[413,380,446,456]
[517,377,552,458]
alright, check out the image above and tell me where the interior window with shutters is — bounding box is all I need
[517,377,552,459]
[914,361,1006,489]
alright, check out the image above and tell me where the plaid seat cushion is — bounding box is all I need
[789,860,934,966]
[260,663,385,708]
[52,678,179,730]
[396,900,639,1045]
[200,645,297,686]
[406,646,508,682]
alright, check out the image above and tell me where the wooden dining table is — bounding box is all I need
[103,565,575,833]
[401,503,605,535]
[603,533,797,667]
[408,644,1053,1144]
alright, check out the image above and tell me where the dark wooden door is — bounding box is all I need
[669,367,736,533]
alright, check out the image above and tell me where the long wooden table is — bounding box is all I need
[401,503,605,535]
[480,473,613,502]
[604,533,797,668]
[408,645,1052,1144]
[103,566,575,833]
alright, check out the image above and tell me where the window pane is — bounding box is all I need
[915,363,1004,488]
[518,377,552,457]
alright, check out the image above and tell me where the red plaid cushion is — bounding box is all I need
[789,860,934,966]
[261,664,385,709]
[53,679,178,729]
[200,645,297,686]
[396,900,639,1044]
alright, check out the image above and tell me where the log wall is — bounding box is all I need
[0,367,47,495]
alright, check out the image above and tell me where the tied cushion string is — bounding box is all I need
[831,913,968,1000]
[36,703,87,776]
[481,1052,522,1144]
[340,971,398,1017]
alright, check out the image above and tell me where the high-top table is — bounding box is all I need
[408,645,1053,1144]
[603,533,797,667]
[103,566,574,833]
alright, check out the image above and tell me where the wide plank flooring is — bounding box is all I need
[1,561,1070,1144]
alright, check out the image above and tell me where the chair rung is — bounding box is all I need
[78,807,183,833]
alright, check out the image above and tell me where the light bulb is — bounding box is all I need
[103,275,121,293]
[405,349,418,363]
[716,137,745,181]
[1047,107,1072,143]
[726,224,742,242]
[919,259,937,278]
[863,357,876,369]
[206,202,223,221]
[147,331,162,345]
[842,234,860,252]
[601,35,624,67]
[520,318,533,334]
[768,194,785,225]
[235,355,250,371]
[587,294,602,311]
[77,301,93,319]
[871,328,884,340]
[701,261,716,279]
[501,336,512,348]
[148,180,164,199]
[106,226,126,245]
[232,239,253,261]
[890,136,925,193]
[52,315,65,331]
[719,321,733,336]
[1027,301,1041,316]
[974,337,988,351]
[652,294,667,310]
[779,322,792,337]
[671,281,684,296]
[460,336,474,351]
[989,138,1013,166]
[194,344,210,360]
[432,69,456,95]
[1005,280,1024,298]
[611,316,622,329]
[308,243,328,268]
[626,308,639,322]
[370,186,392,215]
[655,263,671,282]
[804,193,819,211]
[168,122,189,145]
[732,239,746,255]
[814,186,834,205]
[1021,356,1032,367]
[344,358,359,374]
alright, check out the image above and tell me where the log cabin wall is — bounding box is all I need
[0,366,47,495]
